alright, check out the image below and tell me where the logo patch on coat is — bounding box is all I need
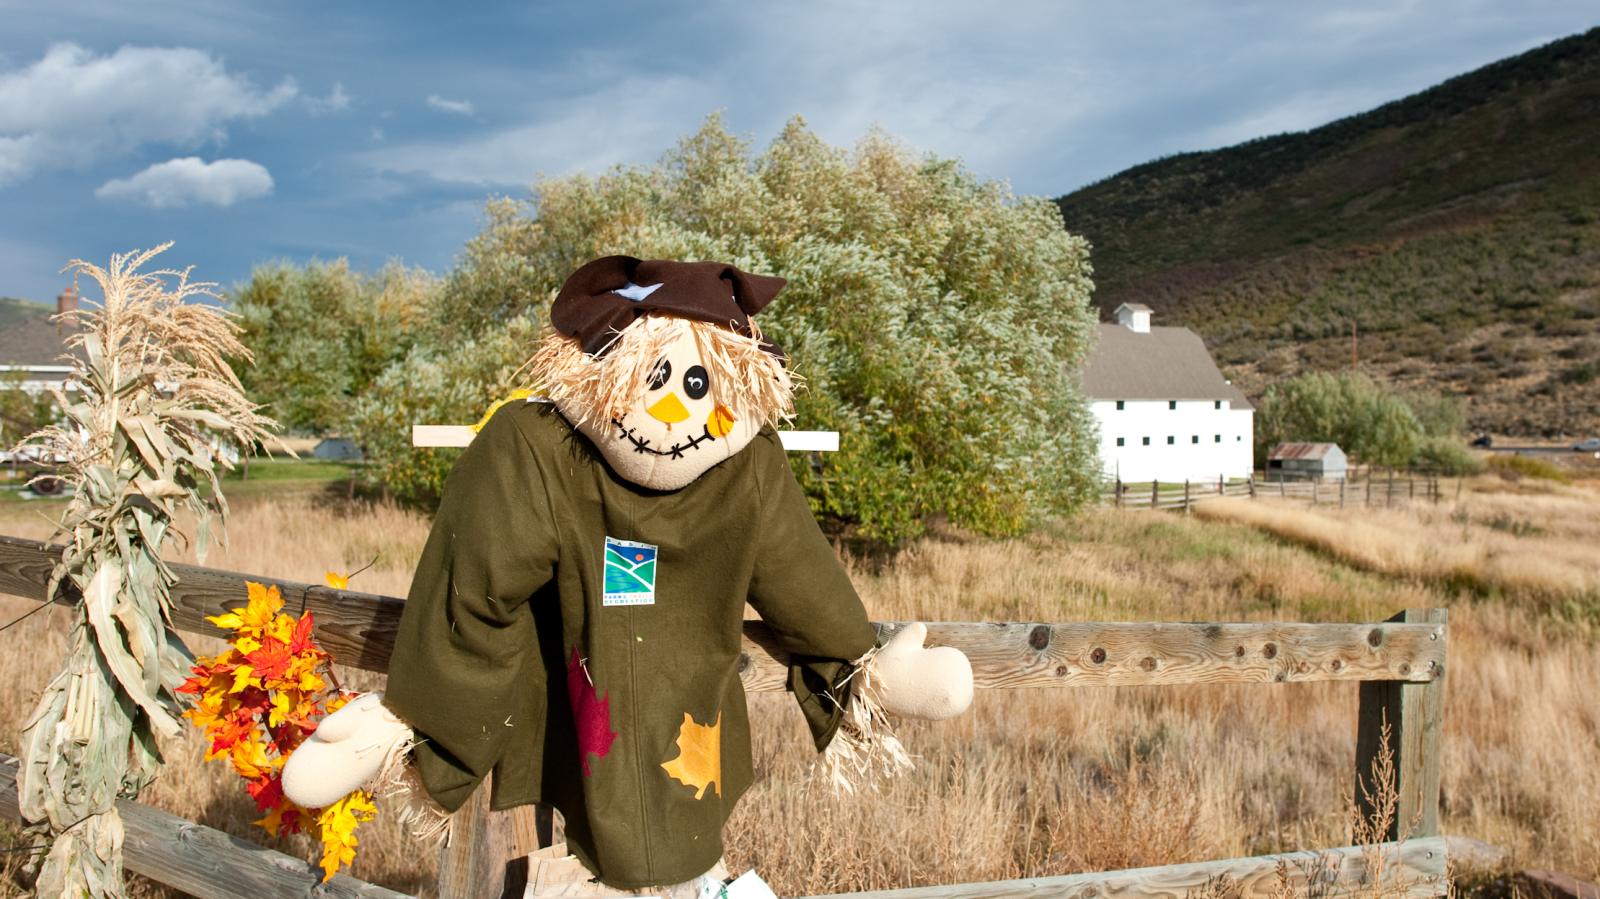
[603,537,657,605]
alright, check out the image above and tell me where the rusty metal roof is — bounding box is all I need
[1269,442,1344,461]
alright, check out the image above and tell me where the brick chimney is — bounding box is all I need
[57,287,79,323]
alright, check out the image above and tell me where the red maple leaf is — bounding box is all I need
[566,647,618,777]
[247,638,293,682]
[288,613,317,655]
[235,687,271,716]
[208,713,259,753]
[247,774,287,812]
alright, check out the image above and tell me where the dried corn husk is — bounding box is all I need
[12,245,278,898]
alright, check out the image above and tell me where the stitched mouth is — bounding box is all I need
[612,418,717,459]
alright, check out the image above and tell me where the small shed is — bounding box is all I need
[312,438,363,460]
[1267,442,1347,482]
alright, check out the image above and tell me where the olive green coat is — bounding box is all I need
[385,401,875,889]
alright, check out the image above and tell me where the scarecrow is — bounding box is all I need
[282,256,974,895]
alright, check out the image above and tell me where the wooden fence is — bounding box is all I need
[1102,474,1441,511]
[0,534,1451,899]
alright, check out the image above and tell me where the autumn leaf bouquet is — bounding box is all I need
[177,581,375,880]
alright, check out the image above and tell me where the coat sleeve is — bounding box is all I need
[383,406,560,812]
[743,429,877,751]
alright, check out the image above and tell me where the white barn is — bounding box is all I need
[1082,304,1254,483]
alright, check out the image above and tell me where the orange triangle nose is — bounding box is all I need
[646,392,690,424]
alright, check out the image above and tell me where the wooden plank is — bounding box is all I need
[0,535,405,673]
[797,837,1449,899]
[736,619,1446,692]
[435,774,553,899]
[437,772,544,899]
[0,753,412,899]
[1,536,1448,692]
[1356,609,1448,840]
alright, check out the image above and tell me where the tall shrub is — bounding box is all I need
[352,116,1101,541]
[1254,372,1424,467]
[230,258,431,435]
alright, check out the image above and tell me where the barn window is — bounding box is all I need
[1116,437,1125,446]
[1167,436,1175,445]
[1215,435,1222,443]
[1192,435,1199,444]
[1169,401,1177,410]
[1237,436,1242,441]
[1143,437,1150,446]
[1116,400,1125,410]
[1215,400,1222,409]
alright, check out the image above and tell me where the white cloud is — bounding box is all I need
[303,82,350,115]
[426,94,473,115]
[0,42,295,187]
[95,157,273,207]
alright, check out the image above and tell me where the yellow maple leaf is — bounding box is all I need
[325,571,349,590]
[208,582,284,633]
[316,791,376,881]
[660,711,721,800]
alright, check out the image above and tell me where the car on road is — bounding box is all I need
[1471,434,1494,448]
[1573,438,1600,451]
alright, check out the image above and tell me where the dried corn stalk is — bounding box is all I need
[11,245,277,898]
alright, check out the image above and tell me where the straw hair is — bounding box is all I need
[527,313,795,430]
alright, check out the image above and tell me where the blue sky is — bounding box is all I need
[2,0,1597,304]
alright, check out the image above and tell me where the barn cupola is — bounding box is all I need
[1115,303,1151,333]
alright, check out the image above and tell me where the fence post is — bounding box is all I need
[1409,478,1415,501]
[1116,478,1123,510]
[1387,469,1395,507]
[438,774,554,899]
[1184,479,1191,513]
[1151,479,1158,510]
[1249,476,1256,499]
[1340,478,1346,509]
[1355,608,1447,842]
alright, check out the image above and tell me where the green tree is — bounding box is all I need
[1254,372,1424,467]
[229,259,431,435]
[0,369,59,445]
[353,115,1101,541]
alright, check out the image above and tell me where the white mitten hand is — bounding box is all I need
[866,622,974,721]
[282,692,412,809]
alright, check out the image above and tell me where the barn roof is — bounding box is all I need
[1080,324,1253,408]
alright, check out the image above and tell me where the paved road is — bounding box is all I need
[1487,445,1599,455]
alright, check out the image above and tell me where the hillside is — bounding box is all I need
[0,297,50,329]
[1057,27,1600,438]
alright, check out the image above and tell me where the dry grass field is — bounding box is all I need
[1,470,1597,897]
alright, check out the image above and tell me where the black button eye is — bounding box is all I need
[647,360,671,391]
[682,365,709,400]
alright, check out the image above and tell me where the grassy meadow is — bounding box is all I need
[1,464,1598,897]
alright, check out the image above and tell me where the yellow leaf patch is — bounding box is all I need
[660,711,721,800]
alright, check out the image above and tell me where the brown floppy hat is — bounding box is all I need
[551,255,787,357]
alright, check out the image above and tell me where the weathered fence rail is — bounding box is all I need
[0,534,1451,899]
[0,753,407,899]
[1102,475,1441,511]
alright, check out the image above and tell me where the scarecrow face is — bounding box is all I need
[561,322,761,491]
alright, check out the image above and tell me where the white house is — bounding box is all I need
[0,289,83,394]
[1082,303,1254,483]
